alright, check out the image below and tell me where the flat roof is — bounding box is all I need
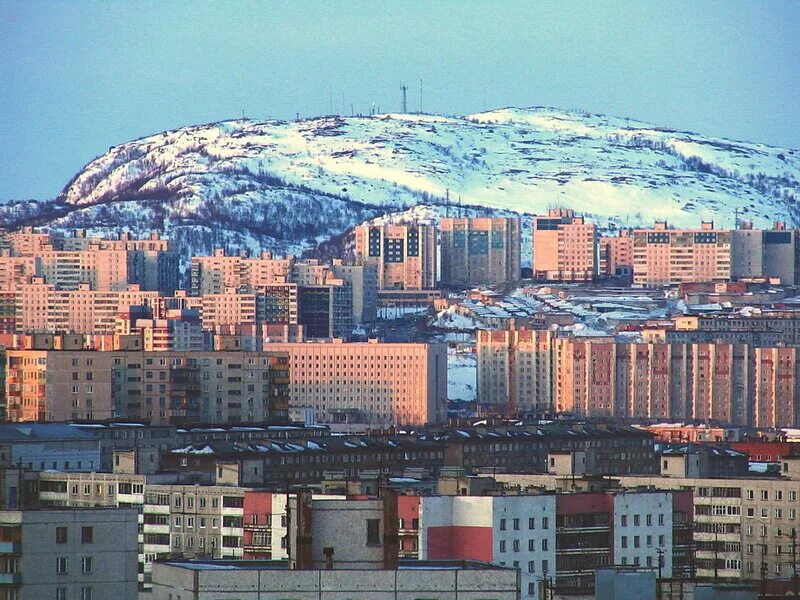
[160,559,510,572]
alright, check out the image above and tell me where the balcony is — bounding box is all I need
[0,573,21,585]
[0,542,21,554]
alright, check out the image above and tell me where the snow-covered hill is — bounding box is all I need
[2,107,798,267]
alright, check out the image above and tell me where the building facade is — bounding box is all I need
[440,217,521,287]
[532,209,598,282]
[354,224,437,290]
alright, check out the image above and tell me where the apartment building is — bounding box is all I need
[478,331,800,427]
[439,217,521,287]
[633,221,731,286]
[599,229,634,278]
[4,349,290,424]
[190,249,294,294]
[266,339,447,426]
[493,470,800,585]
[416,490,688,599]
[13,279,160,334]
[111,350,290,424]
[2,229,178,293]
[532,209,598,282]
[354,223,437,290]
[0,507,139,600]
[5,350,115,422]
[476,328,554,413]
[666,312,800,346]
[731,221,800,285]
[0,255,36,291]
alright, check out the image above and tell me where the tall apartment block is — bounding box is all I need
[598,229,633,278]
[266,339,447,426]
[0,507,139,600]
[477,331,800,427]
[439,217,521,287]
[476,329,554,414]
[731,221,800,284]
[1,229,178,293]
[632,221,731,286]
[532,209,598,281]
[4,349,290,424]
[354,224,437,290]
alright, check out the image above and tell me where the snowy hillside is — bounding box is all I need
[2,107,798,267]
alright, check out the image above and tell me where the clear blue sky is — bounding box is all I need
[1,0,798,200]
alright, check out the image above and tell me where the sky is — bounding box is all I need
[1,0,798,200]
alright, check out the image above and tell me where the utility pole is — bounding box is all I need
[793,528,799,599]
[400,82,408,113]
[656,547,664,600]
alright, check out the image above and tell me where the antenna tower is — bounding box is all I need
[400,82,408,113]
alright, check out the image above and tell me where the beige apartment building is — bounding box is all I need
[2,229,178,293]
[633,221,731,286]
[354,224,437,290]
[0,254,37,290]
[439,217,521,287]
[266,339,447,426]
[599,229,634,277]
[476,329,554,413]
[13,279,160,334]
[532,209,598,281]
[190,249,294,294]
[477,331,800,427]
[4,349,290,424]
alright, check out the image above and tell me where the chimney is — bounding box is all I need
[294,489,314,570]
[382,489,399,569]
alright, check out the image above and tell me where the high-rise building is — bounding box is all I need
[266,339,447,426]
[4,349,290,424]
[632,221,731,287]
[476,329,554,413]
[532,209,597,281]
[354,224,437,290]
[731,221,800,285]
[598,229,633,278]
[439,217,521,287]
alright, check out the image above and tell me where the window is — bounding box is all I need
[634,536,640,548]
[56,527,68,544]
[366,519,380,546]
[500,518,506,531]
[82,556,93,574]
[542,559,549,574]
[747,490,754,500]
[761,490,768,501]
[658,514,664,526]
[512,518,520,531]
[620,515,627,527]
[512,539,520,552]
[499,540,506,553]
[81,526,93,544]
[542,517,549,529]
[56,588,68,600]
[621,536,628,548]
[528,517,535,530]
[633,515,640,526]
[646,514,652,526]
[541,539,548,551]
[528,539,535,551]
[81,587,92,600]
[57,557,68,575]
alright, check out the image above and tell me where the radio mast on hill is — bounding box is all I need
[400,82,408,113]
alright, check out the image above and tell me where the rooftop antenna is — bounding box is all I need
[401,82,408,113]
[242,109,245,120]
[419,78,423,113]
